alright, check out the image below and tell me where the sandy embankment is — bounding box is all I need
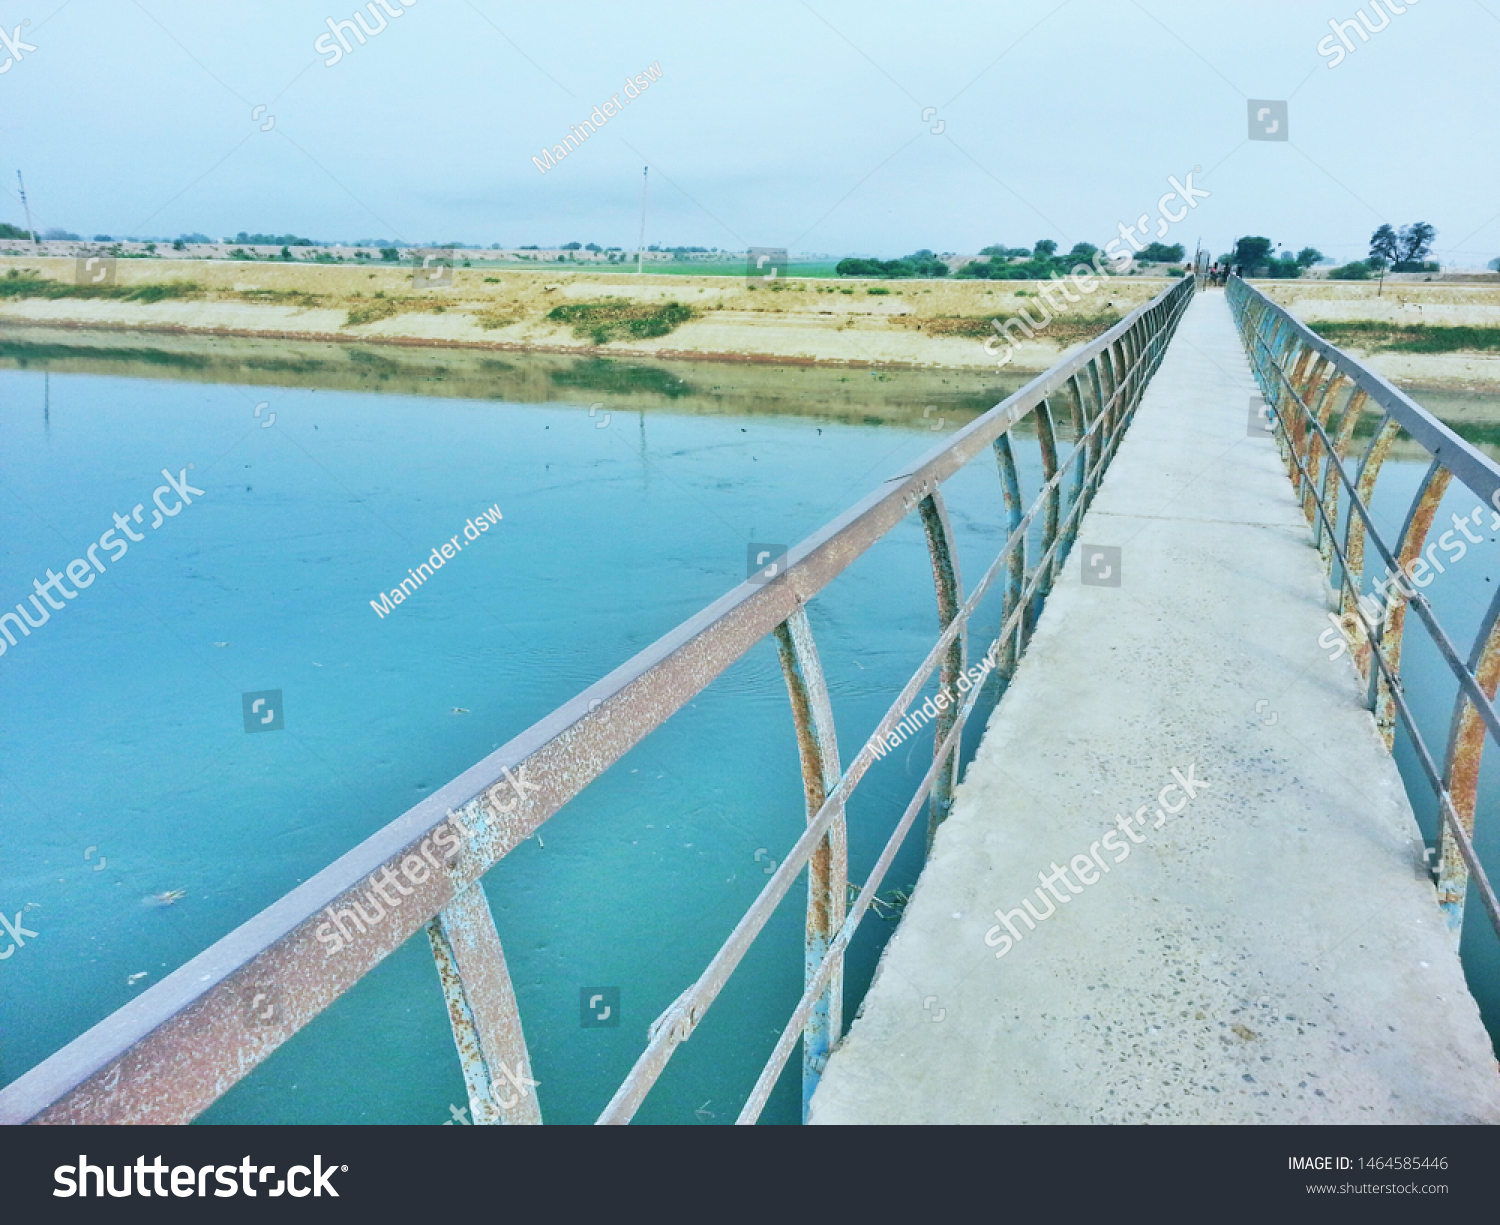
[1261,280,1500,391]
[3,258,1498,387]
[0,257,1163,372]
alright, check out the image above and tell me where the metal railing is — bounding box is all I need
[1227,275,1500,949]
[0,276,1194,1126]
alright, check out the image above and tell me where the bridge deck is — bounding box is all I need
[810,291,1500,1124]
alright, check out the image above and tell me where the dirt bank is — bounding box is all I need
[4,259,1498,389]
[0,256,1163,373]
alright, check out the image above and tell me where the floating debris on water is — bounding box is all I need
[127,972,148,986]
[145,889,186,908]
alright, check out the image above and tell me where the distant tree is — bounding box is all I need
[1231,236,1274,272]
[562,242,582,250]
[1397,222,1436,266]
[1139,242,1184,263]
[1489,256,1500,271]
[1368,225,1398,267]
[172,239,186,251]
[1033,239,1058,259]
[94,233,114,242]
[1064,241,1101,266]
[282,246,294,259]
[584,242,601,252]
[380,247,399,261]
[1369,224,1399,294]
[1328,261,1372,280]
[1295,247,1323,267]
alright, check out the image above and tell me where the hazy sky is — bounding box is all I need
[3,0,1498,265]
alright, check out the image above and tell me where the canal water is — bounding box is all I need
[0,329,1028,1124]
[0,329,1495,1121]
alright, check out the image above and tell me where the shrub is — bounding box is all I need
[545,299,697,344]
[835,250,949,279]
[345,297,404,326]
[1328,261,1372,280]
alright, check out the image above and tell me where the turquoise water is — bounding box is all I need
[1,337,1495,1123]
[0,339,1026,1124]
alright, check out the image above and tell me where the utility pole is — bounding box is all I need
[16,171,39,251]
[636,166,648,274]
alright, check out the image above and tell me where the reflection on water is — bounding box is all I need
[1374,385,1500,461]
[0,323,1026,431]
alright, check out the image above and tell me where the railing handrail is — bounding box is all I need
[1,276,1194,1125]
[1226,275,1500,948]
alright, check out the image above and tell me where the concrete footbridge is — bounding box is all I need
[5,275,1498,1126]
[809,282,1500,1123]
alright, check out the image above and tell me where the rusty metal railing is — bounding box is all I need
[0,275,1194,1127]
[1227,275,1500,949]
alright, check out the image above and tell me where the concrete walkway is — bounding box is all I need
[810,291,1500,1124]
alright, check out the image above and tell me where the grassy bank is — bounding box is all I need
[0,272,205,303]
[1309,321,1500,354]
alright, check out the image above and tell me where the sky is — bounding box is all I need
[2,0,1498,266]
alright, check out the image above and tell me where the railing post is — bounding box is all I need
[1440,588,1500,941]
[993,433,1026,691]
[1371,461,1453,747]
[919,490,967,852]
[1035,398,1062,595]
[427,881,542,1125]
[772,607,847,1119]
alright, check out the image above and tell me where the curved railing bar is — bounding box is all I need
[770,607,847,1117]
[919,490,966,851]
